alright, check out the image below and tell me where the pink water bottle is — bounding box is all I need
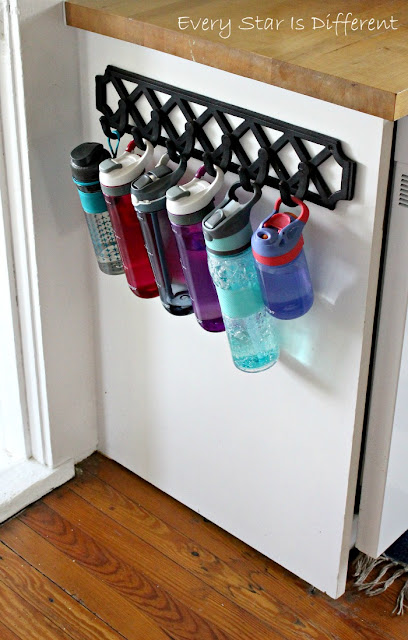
[99,140,158,298]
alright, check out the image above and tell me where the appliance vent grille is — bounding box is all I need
[400,174,408,208]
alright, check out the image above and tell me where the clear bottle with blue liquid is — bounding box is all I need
[203,183,279,373]
[251,196,314,319]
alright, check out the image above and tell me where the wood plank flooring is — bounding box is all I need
[0,453,406,639]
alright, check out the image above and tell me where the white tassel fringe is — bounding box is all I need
[353,552,408,615]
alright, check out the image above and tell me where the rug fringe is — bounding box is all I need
[353,552,408,615]
[393,579,408,615]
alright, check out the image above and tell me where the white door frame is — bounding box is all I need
[0,0,52,466]
[0,0,75,521]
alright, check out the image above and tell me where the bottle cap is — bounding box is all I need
[251,197,309,266]
[202,182,261,255]
[70,142,110,183]
[99,140,154,194]
[131,154,187,213]
[166,166,224,225]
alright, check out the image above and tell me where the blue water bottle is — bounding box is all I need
[203,182,279,373]
[251,196,313,319]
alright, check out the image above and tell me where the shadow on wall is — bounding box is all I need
[251,197,364,393]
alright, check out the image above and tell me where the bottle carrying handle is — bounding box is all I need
[204,180,261,218]
[228,181,262,219]
[170,155,188,186]
[124,137,154,164]
[261,197,309,248]
[195,165,207,179]
[136,139,154,168]
[194,165,224,200]
[268,197,309,225]
[208,181,262,230]
[157,152,188,188]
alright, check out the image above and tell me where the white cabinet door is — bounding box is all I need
[78,32,393,597]
[357,118,408,557]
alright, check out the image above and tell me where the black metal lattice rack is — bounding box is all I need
[96,65,356,210]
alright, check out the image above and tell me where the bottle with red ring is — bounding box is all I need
[251,196,313,320]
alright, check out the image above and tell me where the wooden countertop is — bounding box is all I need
[65,0,408,121]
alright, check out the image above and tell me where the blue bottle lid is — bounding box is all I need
[251,197,309,266]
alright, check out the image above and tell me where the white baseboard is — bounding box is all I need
[0,457,75,523]
[73,445,97,465]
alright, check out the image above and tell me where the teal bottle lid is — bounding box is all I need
[203,182,261,255]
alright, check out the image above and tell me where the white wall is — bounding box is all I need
[77,32,392,597]
[15,0,98,465]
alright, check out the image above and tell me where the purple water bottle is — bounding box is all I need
[166,166,225,332]
[251,197,314,319]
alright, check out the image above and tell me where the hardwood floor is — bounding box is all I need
[0,453,406,639]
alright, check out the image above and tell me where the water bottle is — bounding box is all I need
[251,196,314,319]
[203,183,279,373]
[166,166,224,332]
[131,154,193,316]
[99,140,158,298]
[70,142,123,275]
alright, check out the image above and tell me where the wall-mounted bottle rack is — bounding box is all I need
[96,65,356,210]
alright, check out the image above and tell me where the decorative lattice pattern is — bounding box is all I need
[96,66,356,210]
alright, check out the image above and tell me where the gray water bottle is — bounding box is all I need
[131,154,193,316]
[70,142,124,275]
